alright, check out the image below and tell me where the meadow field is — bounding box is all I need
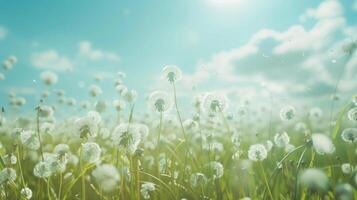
[0,63,356,200]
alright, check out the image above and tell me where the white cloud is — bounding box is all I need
[78,41,120,61]
[7,86,37,95]
[0,26,8,40]
[31,50,73,71]
[299,0,343,21]
[154,0,357,101]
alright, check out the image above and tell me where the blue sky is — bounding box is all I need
[0,0,356,113]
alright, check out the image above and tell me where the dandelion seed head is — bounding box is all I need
[111,123,141,155]
[347,107,357,121]
[309,107,322,120]
[341,128,357,143]
[148,91,172,113]
[190,173,207,187]
[209,161,224,179]
[38,105,54,118]
[341,163,352,174]
[20,187,32,199]
[311,133,335,155]
[66,97,76,106]
[284,144,295,153]
[43,153,67,174]
[299,168,328,191]
[92,164,120,192]
[81,142,101,163]
[20,130,40,150]
[2,60,13,70]
[0,168,16,184]
[140,182,156,199]
[183,119,199,132]
[265,140,274,151]
[335,183,354,200]
[40,71,58,85]
[274,132,290,147]
[94,100,107,113]
[33,161,52,178]
[202,93,229,114]
[122,89,137,103]
[113,99,126,111]
[89,85,102,97]
[7,55,17,64]
[162,65,182,83]
[248,144,267,161]
[2,154,17,165]
[279,105,296,121]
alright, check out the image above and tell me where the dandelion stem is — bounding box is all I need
[79,145,86,200]
[259,161,273,199]
[172,81,187,141]
[157,111,163,147]
[293,147,307,200]
[58,172,63,200]
[16,145,26,187]
[36,107,44,161]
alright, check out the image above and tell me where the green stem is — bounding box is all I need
[16,145,26,187]
[172,82,187,141]
[36,108,44,161]
[259,162,273,199]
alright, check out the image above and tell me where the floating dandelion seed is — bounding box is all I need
[274,132,290,148]
[20,187,32,199]
[248,144,267,161]
[309,107,322,120]
[89,84,102,97]
[40,71,58,85]
[202,93,229,114]
[113,99,126,111]
[299,168,328,191]
[95,100,107,113]
[117,71,126,79]
[2,60,13,70]
[279,105,296,121]
[162,65,182,83]
[66,97,77,106]
[311,133,335,155]
[7,55,17,64]
[148,91,172,114]
[341,128,357,143]
[92,164,120,192]
[116,84,128,95]
[347,107,357,121]
[141,182,156,199]
[81,142,101,163]
[265,140,273,152]
[122,89,137,103]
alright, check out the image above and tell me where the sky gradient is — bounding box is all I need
[0,0,356,114]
